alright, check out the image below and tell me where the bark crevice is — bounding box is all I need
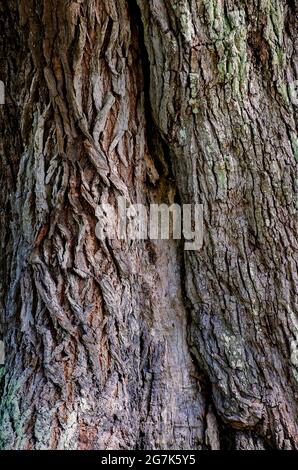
[0,0,297,450]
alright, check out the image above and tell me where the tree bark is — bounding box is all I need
[0,0,297,450]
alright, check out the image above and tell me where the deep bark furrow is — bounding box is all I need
[0,0,297,450]
[136,0,298,449]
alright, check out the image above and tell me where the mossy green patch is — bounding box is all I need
[203,2,249,99]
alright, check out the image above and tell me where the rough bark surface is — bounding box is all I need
[0,0,297,450]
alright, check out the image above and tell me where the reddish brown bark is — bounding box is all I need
[0,0,297,450]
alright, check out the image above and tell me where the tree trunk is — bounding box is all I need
[0,0,297,450]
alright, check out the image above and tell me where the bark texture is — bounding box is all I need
[0,0,297,450]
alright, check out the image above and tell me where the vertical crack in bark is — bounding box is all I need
[0,0,209,450]
[136,0,298,449]
[0,0,297,450]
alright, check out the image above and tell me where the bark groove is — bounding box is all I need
[0,0,297,450]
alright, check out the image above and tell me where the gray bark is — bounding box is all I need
[0,0,297,450]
